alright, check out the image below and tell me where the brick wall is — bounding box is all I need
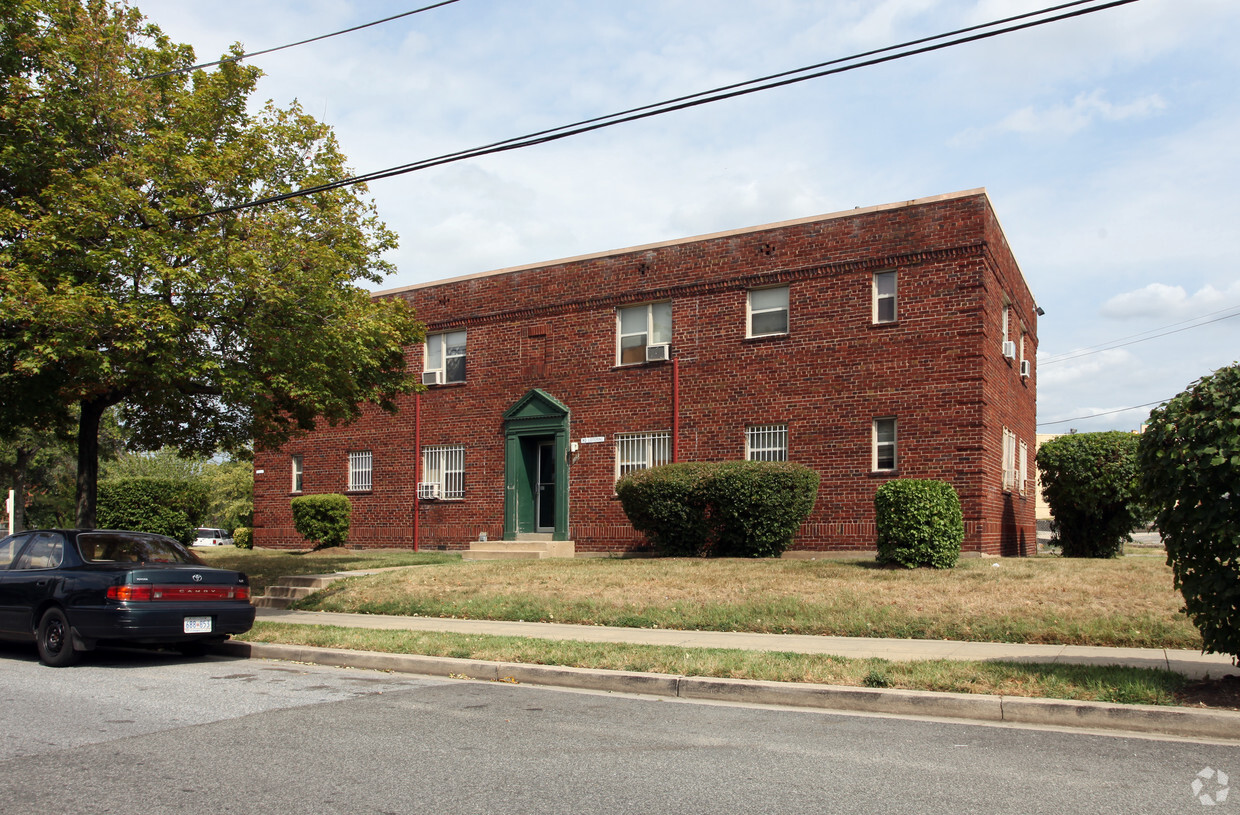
[253,189,1037,555]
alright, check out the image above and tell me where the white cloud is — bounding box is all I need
[1100,282,1240,319]
[953,90,1166,145]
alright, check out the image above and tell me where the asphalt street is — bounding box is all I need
[1,644,1236,815]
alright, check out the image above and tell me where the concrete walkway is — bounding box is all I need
[256,608,1236,680]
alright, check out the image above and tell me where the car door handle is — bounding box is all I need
[36,580,49,587]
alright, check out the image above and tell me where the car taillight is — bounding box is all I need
[107,585,250,601]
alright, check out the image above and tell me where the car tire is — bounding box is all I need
[36,608,80,667]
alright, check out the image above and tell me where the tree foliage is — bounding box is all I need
[0,0,422,528]
[1035,431,1144,558]
[1138,363,1240,663]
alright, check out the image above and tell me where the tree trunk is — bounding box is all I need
[75,398,107,529]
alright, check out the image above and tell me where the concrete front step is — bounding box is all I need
[463,540,575,560]
[252,572,350,609]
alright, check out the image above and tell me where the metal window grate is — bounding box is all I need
[746,424,788,461]
[348,450,372,491]
[615,432,671,479]
[423,445,465,499]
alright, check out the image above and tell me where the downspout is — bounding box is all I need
[413,390,421,552]
[672,356,680,462]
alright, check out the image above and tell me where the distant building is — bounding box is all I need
[253,189,1038,556]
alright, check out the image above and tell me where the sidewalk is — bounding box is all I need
[256,608,1236,680]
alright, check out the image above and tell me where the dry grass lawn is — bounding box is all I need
[294,553,1200,649]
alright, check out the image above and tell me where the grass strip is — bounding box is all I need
[287,556,1200,649]
[238,621,1190,708]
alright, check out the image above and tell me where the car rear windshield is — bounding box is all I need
[77,533,204,565]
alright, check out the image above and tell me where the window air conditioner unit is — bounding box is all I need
[1002,340,1017,360]
[1020,359,1031,378]
[421,370,442,386]
[417,482,441,500]
[645,344,670,362]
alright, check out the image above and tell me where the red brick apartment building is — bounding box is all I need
[252,189,1039,556]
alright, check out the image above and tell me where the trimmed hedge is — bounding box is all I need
[96,477,210,545]
[1036,431,1144,558]
[1139,362,1240,663]
[290,494,351,550]
[616,461,819,558]
[232,526,254,549]
[874,479,963,569]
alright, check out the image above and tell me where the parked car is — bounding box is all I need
[194,527,234,547]
[0,529,255,666]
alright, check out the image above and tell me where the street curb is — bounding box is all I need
[215,641,1240,740]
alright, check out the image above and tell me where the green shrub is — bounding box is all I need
[1036,431,1143,558]
[708,461,820,558]
[97,477,210,545]
[616,461,819,558]
[290,494,351,550]
[1138,362,1240,663]
[614,463,714,556]
[232,526,253,549]
[874,479,963,569]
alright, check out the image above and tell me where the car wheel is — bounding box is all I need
[36,608,80,667]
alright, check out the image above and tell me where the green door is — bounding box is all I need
[503,390,570,541]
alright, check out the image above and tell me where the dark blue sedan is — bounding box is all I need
[0,529,256,666]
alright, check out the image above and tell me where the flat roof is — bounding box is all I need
[374,188,992,297]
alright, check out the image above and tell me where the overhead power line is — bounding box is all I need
[1039,309,1240,365]
[141,1,461,80]
[1036,398,1169,428]
[181,0,1140,221]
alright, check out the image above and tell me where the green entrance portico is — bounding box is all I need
[502,389,570,541]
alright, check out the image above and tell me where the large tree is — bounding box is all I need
[1,0,422,527]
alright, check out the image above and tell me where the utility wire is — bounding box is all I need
[1037,398,1169,428]
[1039,309,1240,365]
[141,1,461,80]
[180,0,1140,221]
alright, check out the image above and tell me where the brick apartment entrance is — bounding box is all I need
[502,389,571,541]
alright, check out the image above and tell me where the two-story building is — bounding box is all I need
[252,188,1039,556]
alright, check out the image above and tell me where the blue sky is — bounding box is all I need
[148,0,1240,432]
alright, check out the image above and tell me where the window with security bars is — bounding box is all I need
[348,451,372,491]
[615,432,671,479]
[422,445,465,499]
[746,424,788,461]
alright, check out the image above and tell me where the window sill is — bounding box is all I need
[870,320,899,329]
[868,469,899,477]
[611,360,670,371]
[345,490,373,495]
[422,380,467,388]
[743,332,789,344]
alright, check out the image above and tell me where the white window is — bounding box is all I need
[746,424,788,462]
[747,286,789,337]
[422,445,465,499]
[348,450,372,492]
[425,330,467,383]
[873,418,897,471]
[1001,428,1018,492]
[615,431,671,479]
[1018,439,1029,496]
[1001,302,1010,348]
[617,302,672,365]
[873,271,897,324]
[291,454,303,493]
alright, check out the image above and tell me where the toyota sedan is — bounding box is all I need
[0,529,256,666]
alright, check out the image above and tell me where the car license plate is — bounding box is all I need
[184,616,213,634]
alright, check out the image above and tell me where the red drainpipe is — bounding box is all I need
[672,356,680,462]
[412,390,421,551]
